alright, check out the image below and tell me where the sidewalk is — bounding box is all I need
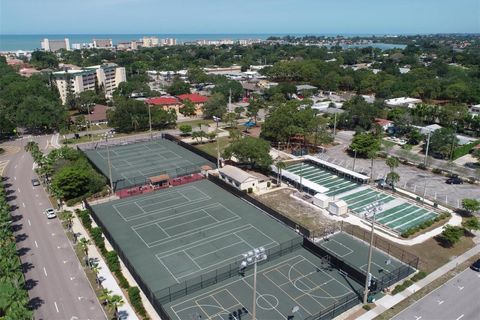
[356,244,480,320]
[70,211,139,320]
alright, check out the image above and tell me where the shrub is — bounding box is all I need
[106,251,120,273]
[116,270,130,289]
[417,163,427,170]
[247,187,253,193]
[362,304,372,311]
[411,271,427,282]
[267,182,271,188]
[392,279,413,295]
[431,168,442,174]
[78,210,92,231]
[128,286,147,317]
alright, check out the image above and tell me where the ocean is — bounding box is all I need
[0,34,406,51]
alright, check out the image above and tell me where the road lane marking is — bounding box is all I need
[39,202,42,205]
[51,233,55,236]
[28,219,31,226]
[70,276,75,280]
[35,194,39,197]
[54,301,59,313]
[437,300,444,305]
[14,165,17,169]
[14,176,16,180]
[34,241,38,248]
[456,315,464,320]
[415,316,422,320]
[22,202,25,208]
[43,267,48,277]
[17,188,21,193]
[458,286,464,290]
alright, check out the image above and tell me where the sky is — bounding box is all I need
[0,0,479,35]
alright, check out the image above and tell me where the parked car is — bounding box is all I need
[31,178,40,186]
[44,208,56,219]
[446,176,463,184]
[471,259,480,272]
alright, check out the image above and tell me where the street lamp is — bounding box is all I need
[148,104,153,139]
[239,247,267,320]
[213,116,221,169]
[103,132,114,195]
[362,199,383,304]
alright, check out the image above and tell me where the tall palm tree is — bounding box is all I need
[100,289,124,319]
[91,264,102,287]
[275,161,286,186]
[385,157,400,190]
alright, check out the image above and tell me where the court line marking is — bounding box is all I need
[320,239,354,258]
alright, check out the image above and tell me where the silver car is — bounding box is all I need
[44,208,56,219]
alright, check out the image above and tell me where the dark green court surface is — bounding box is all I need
[83,139,214,190]
[90,179,299,295]
[165,249,362,320]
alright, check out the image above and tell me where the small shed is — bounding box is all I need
[149,174,170,188]
[313,193,330,209]
[328,200,348,216]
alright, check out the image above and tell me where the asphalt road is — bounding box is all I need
[392,267,480,320]
[2,135,105,320]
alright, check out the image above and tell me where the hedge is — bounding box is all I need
[128,286,147,317]
[452,140,480,160]
[392,279,413,295]
[106,251,120,273]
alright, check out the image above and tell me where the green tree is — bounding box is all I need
[51,166,91,200]
[462,217,480,235]
[178,124,192,136]
[462,198,480,215]
[438,225,464,247]
[423,128,458,159]
[223,137,272,168]
[179,99,196,117]
[166,78,191,96]
[203,93,227,119]
[234,106,245,119]
[78,237,91,266]
[16,96,66,132]
[349,132,382,158]
[274,160,286,186]
[222,112,237,128]
[30,50,59,69]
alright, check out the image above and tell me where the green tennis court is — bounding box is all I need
[286,162,360,196]
[83,139,214,190]
[89,179,299,296]
[165,249,363,320]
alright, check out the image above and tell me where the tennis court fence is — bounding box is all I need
[76,133,164,151]
[162,133,218,166]
[207,174,312,238]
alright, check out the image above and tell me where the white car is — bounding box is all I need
[44,208,56,219]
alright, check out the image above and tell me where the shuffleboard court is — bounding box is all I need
[89,179,299,295]
[165,250,363,320]
[83,138,215,190]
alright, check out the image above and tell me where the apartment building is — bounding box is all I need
[143,37,159,47]
[41,38,70,52]
[53,63,126,104]
[93,39,113,48]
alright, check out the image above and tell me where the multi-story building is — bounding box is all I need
[93,39,113,49]
[52,63,126,104]
[142,37,159,47]
[41,38,70,52]
[161,38,177,46]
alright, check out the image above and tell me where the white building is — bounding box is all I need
[93,39,113,49]
[41,38,70,52]
[218,165,270,192]
[143,37,159,47]
[53,63,126,104]
[385,97,422,108]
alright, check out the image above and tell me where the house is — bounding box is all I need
[177,94,209,116]
[468,104,480,117]
[145,96,182,114]
[296,84,318,95]
[218,165,270,192]
[385,97,422,108]
[374,118,394,131]
[70,104,110,125]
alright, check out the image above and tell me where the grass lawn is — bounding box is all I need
[176,119,214,129]
[195,136,231,157]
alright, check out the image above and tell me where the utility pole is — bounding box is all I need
[332,113,337,140]
[353,149,358,171]
[148,104,152,139]
[86,103,93,141]
[424,130,431,167]
[363,199,383,304]
[105,133,114,195]
[228,88,232,113]
[213,116,221,168]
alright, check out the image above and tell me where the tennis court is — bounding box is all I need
[165,249,363,320]
[338,188,438,234]
[89,179,299,294]
[286,163,360,196]
[83,139,214,190]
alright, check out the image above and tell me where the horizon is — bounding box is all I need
[1,0,479,35]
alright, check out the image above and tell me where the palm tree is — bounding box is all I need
[78,237,90,266]
[386,172,400,191]
[91,264,102,287]
[275,161,286,186]
[100,289,124,319]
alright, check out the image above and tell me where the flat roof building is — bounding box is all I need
[41,38,70,52]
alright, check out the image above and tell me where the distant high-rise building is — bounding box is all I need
[93,39,113,48]
[161,38,177,46]
[142,36,159,47]
[52,63,126,104]
[41,38,70,52]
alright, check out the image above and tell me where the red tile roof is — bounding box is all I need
[145,97,179,105]
[375,118,393,126]
[177,94,208,104]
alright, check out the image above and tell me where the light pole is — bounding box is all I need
[362,199,383,304]
[424,130,431,167]
[86,103,93,141]
[213,116,221,168]
[148,104,152,139]
[104,133,114,194]
[353,149,358,171]
[239,247,267,320]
